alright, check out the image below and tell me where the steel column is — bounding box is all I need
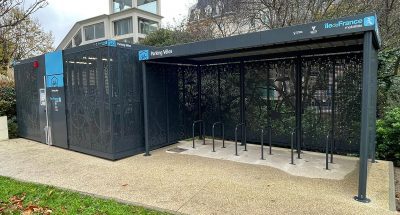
[240,61,246,149]
[266,63,272,155]
[142,62,150,156]
[295,56,302,159]
[165,71,170,144]
[331,59,336,163]
[197,65,202,139]
[355,32,374,203]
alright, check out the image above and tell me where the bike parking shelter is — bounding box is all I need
[139,13,380,202]
[13,12,380,203]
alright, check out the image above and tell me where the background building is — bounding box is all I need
[56,0,162,50]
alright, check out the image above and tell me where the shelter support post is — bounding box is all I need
[142,62,150,156]
[266,64,273,155]
[197,65,202,140]
[240,61,247,150]
[331,59,336,163]
[295,56,302,159]
[355,31,377,203]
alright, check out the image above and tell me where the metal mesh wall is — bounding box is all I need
[64,46,143,159]
[148,53,363,154]
[64,47,112,153]
[109,47,144,154]
[14,57,44,142]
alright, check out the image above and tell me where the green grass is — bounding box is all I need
[0,176,170,215]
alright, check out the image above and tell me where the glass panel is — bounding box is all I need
[84,25,95,41]
[137,0,157,14]
[84,22,105,41]
[113,0,132,13]
[73,30,82,46]
[114,18,133,36]
[138,18,158,34]
[95,22,105,38]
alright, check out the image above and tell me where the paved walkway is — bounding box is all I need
[0,139,395,214]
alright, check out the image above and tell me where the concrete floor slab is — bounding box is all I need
[176,139,357,180]
[0,139,395,215]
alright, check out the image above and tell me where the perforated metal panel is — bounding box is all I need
[14,56,46,143]
[146,53,363,154]
[63,44,144,160]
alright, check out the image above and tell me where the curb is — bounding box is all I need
[388,162,396,211]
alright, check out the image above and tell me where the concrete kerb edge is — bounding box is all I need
[2,176,185,215]
[388,161,396,211]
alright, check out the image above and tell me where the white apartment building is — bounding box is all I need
[56,0,162,50]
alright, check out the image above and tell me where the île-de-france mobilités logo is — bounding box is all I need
[139,50,149,61]
[363,16,375,27]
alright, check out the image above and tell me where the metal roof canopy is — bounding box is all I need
[139,12,380,64]
[139,12,381,205]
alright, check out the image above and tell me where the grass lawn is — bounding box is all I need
[0,176,170,215]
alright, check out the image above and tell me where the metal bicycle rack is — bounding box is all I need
[326,132,330,170]
[268,126,272,155]
[290,129,295,165]
[260,128,265,160]
[192,120,205,148]
[212,122,225,152]
[330,134,334,164]
[234,123,246,156]
[259,126,273,160]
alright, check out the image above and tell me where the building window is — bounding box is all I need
[138,18,158,35]
[84,22,105,41]
[114,17,133,36]
[137,0,157,14]
[117,37,134,44]
[65,41,72,49]
[74,30,82,46]
[113,0,132,13]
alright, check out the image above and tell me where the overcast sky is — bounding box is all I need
[28,0,197,47]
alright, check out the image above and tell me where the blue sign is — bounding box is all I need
[96,40,117,47]
[47,74,64,88]
[45,51,63,76]
[107,39,117,47]
[139,50,149,61]
[45,51,64,88]
[363,16,375,27]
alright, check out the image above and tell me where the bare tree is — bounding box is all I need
[0,4,53,76]
[0,0,48,30]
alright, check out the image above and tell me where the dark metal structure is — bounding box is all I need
[14,13,380,202]
[14,40,147,160]
[139,13,380,202]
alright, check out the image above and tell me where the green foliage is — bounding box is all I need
[0,84,17,138]
[377,48,400,116]
[0,176,169,214]
[140,28,198,47]
[0,85,16,118]
[376,108,400,166]
[7,116,18,139]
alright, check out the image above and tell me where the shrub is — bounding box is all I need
[376,107,400,166]
[0,84,18,138]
